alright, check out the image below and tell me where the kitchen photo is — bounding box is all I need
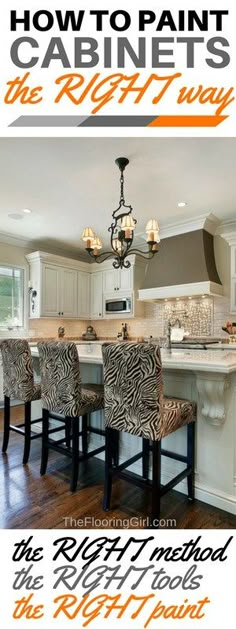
[0,136,236,530]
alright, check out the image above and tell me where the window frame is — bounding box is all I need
[0,264,25,330]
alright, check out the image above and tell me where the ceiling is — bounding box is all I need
[0,137,235,258]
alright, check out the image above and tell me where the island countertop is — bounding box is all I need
[30,342,236,516]
[30,344,236,374]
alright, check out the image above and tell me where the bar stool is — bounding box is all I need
[37,341,106,491]
[102,342,196,527]
[0,339,42,464]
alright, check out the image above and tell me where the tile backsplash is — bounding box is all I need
[29,296,231,340]
[163,298,213,337]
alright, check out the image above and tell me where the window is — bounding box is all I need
[0,266,24,328]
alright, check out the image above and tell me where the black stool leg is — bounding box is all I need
[22,401,31,464]
[40,409,49,475]
[65,417,71,448]
[103,428,113,511]
[112,430,119,467]
[71,418,79,492]
[142,438,149,479]
[187,422,195,501]
[2,395,10,453]
[82,414,88,455]
[151,440,161,528]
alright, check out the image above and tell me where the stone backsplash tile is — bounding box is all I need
[29,296,232,340]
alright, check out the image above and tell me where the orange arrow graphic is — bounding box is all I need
[148,115,228,127]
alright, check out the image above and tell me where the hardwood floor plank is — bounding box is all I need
[0,406,235,529]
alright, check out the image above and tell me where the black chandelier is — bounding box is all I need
[82,157,160,269]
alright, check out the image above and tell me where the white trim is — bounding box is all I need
[195,482,236,516]
[0,232,88,262]
[26,250,90,272]
[138,281,224,301]
[221,231,236,246]
[0,231,33,249]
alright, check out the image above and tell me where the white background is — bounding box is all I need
[0,0,236,136]
[1,530,235,628]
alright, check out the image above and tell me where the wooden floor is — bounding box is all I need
[0,406,236,530]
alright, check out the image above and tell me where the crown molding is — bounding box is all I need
[0,231,33,250]
[0,231,88,262]
[216,220,236,245]
[136,212,220,241]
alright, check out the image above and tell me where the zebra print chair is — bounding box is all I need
[0,339,42,464]
[37,341,105,491]
[102,342,196,527]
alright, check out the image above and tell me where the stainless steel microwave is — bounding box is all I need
[105,296,132,315]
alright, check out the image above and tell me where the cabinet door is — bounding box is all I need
[61,268,78,318]
[103,268,132,292]
[90,272,103,318]
[119,267,132,291]
[231,279,236,312]
[42,264,61,317]
[78,271,90,318]
[103,269,116,293]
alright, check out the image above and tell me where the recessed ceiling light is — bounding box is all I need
[178,202,187,207]
[8,213,24,220]
[23,208,32,214]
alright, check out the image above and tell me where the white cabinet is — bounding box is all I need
[41,264,61,317]
[41,264,77,318]
[26,252,87,319]
[26,252,146,321]
[90,272,103,318]
[78,271,90,319]
[103,267,132,293]
[60,268,78,318]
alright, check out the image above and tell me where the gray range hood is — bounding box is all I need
[139,228,223,301]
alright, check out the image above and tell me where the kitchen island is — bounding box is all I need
[31,343,236,516]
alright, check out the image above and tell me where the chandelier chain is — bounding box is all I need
[120,171,125,204]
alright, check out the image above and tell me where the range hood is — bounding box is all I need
[139,226,223,301]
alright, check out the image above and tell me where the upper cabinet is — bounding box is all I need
[103,267,132,293]
[42,264,77,318]
[78,271,91,319]
[26,252,147,320]
[26,252,90,319]
[90,271,103,319]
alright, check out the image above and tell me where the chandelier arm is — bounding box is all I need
[126,248,158,259]
[87,250,119,264]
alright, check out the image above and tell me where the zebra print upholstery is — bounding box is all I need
[0,339,41,402]
[102,343,195,441]
[37,341,104,417]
